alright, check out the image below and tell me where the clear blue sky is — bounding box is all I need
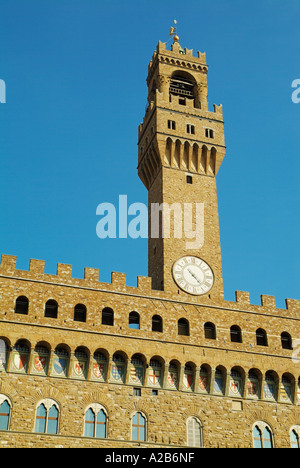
[1,0,299,307]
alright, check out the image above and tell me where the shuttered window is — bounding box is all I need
[178,318,189,336]
[187,417,202,447]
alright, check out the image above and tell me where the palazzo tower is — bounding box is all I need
[138,32,226,299]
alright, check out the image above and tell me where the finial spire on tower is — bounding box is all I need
[169,19,179,43]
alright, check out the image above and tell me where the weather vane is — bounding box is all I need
[169,19,179,43]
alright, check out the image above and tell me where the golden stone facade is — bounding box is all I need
[0,38,300,449]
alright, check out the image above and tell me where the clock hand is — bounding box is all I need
[187,268,202,285]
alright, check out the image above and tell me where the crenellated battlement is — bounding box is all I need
[148,41,208,77]
[0,254,153,295]
[1,254,299,319]
[235,290,300,317]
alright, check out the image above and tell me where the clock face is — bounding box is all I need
[172,256,214,295]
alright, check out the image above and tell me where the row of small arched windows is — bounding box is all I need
[2,338,300,405]
[13,296,294,348]
[205,322,293,350]
[14,296,165,332]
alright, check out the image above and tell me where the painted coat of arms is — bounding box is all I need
[199,375,208,392]
[230,379,241,395]
[73,359,86,378]
[264,382,275,400]
[168,371,178,389]
[183,373,193,390]
[53,357,68,376]
[247,380,259,398]
[111,364,124,382]
[148,369,161,386]
[92,362,105,380]
[214,377,224,394]
[130,366,143,385]
[33,355,47,374]
[12,353,27,372]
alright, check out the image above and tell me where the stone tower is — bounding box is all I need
[138,35,226,299]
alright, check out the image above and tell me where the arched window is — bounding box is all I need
[32,343,50,376]
[74,304,87,323]
[253,425,262,448]
[91,351,108,382]
[199,365,210,394]
[178,318,189,336]
[148,358,163,388]
[35,400,59,434]
[51,345,70,378]
[111,353,126,383]
[152,315,163,332]
[102,307,114,326]
[209,147,216,175]
[35,404,47,433]
[84,408,95,437]
[132,412,146,442]
[187,417,203,447]
[169,71,197,107]
[129,354,145,386]
[252,422,274,448]
[0,396,11,430]
[167,361,179,390]
[256,328,268,346]
[281,373,293,403]
[11,340,30,374]
[290,427,300,448]
[229,368,243,397]
[129,311,140,330]
[230,325,242,343]
[281,332,292,350]
[264,371,277,401]
[183,364,194,391]
[201,146,208,173]
[71,347,89,380]
[15,296,29,315]
[204,322,216,340]
[214,366,225,395]
[247,369,261,399]
[84,405,107,439]
[44,300,58,319]
[0,339,9,372]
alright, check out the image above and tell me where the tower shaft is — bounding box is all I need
[138,40,226,299]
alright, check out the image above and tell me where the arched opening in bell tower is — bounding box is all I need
[169,71,199,108]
